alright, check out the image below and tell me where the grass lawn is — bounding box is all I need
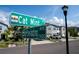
[0,41,27,48]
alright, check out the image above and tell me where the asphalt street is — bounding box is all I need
[0,40,79,54]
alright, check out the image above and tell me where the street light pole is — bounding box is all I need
[65,13,69,54]
[62,5,69,54]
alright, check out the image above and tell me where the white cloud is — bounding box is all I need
[47,16,79,27]
[47,17,65,26]
[73,13,79,18]
[0,10,9,26]
[74,21,79,27]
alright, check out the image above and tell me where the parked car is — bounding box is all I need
[53,33,61,39]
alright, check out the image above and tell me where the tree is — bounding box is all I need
[13,26,25,41]
[3,26,28,42]
[2,26,14,41]
[68,27,78,37]
[3,29,11,41]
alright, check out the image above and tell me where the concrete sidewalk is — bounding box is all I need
[31,40,53,45]
[29,38,79,45]
[60,38,79,42]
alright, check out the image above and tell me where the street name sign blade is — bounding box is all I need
[22,26,46,39]
[10,13,45,26]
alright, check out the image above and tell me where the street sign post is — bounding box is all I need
[10,13,45,26]
[10,12,46,54]
[22,25,46,54]
[28,38,31,54]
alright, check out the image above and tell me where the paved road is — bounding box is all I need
[0,40,79,54]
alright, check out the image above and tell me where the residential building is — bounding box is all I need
[46,23,65,39]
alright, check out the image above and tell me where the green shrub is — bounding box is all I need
[0,43,8,48]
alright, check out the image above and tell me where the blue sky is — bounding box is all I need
[0,5,79,31]
[0,5,62,19]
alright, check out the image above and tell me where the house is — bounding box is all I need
[60,26,66,37]
[45,23,65,39]
[0,26,2,40]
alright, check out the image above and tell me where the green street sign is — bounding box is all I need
[10,13,45,26]
[22,25,46,39]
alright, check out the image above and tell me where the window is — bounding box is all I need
[53,28,56,30]
[48,27,51,30]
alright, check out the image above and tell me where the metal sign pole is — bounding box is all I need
[28,38,31,54]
